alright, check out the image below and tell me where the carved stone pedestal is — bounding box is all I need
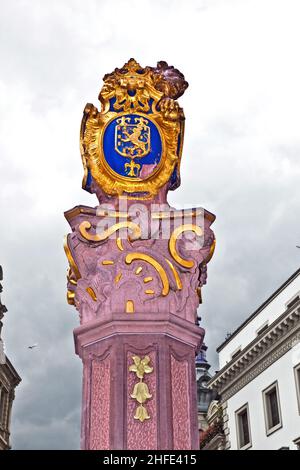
[75,312,204,450]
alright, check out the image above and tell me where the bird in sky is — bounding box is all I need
[28,343,38,349]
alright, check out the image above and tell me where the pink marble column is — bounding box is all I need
[75,312,204,450]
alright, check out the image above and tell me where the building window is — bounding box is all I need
[235,403,252,450]
[263,381,282,435]
[294,363,300,415]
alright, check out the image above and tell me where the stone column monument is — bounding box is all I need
[64,59,216,450]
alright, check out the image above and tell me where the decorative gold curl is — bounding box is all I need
[86,287,97,302]
[164,258,182,290]
[79,221,142,242]
[63,235,81,279]
[125,253,169,296]
[169,224,203,268]
[116,237,124,251]
[67,290,75,305]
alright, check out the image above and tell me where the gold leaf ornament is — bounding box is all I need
[134,405,150,423]
[129,355,153,379]
[131,381,152,404]
[128,355,154,422]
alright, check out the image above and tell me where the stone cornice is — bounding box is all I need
[0,357,21,389]
[217,268,300,353]
[74,311,204,358]
[208,301,300,401]
[202,433,225,450]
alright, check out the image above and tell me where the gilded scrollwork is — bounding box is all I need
[79,221,142,243]
[169,224,203,268]
[64,208,215,322]
[63,235,81,279]
[125,252,170,297]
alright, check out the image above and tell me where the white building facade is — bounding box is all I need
[209,268,300,450]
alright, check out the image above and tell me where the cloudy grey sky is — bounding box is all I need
[1,0,300,449]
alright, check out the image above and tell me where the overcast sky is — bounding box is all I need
[1,0,300,449]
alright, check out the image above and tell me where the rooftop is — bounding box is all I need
[216,267,300,353]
